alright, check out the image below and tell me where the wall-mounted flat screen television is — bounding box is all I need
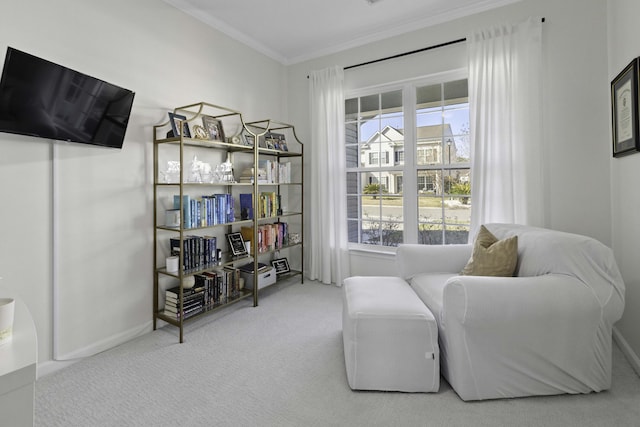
[0,47,135,149]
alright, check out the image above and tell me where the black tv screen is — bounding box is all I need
[0,47,135,149]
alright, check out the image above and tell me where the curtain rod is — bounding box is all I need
[307,17,545,77]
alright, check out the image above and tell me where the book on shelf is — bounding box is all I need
[239,262,270,274]
[173,195,191,229]
[169,235,218,272]
[240,222,288,254]
[162,303,203,319]
[172,194,235,228]
[239,193,253,220]
[164,298,203,314]
[165,284,205,298]
[194,267,241,308]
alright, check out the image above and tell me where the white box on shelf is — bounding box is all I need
[240,267,276,290]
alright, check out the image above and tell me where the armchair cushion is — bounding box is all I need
[460,225,518,276]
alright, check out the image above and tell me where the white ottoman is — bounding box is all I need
[342,276,439,392]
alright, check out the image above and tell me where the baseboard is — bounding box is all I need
[613,326,640,376]
[40,321,153,378]
[37,359,79,379]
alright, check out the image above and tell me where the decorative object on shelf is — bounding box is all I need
[188,155,213,183]
[168,112,191,138]
[227,232,248,257]
[289,233,301,244]
[271,258,290,275]
[218,153,235,183]
[192,124,209,139]
[202,116,225,142]
[166,256,179,273]
[0,297,15,345]
[228,135,241,145]
[165,209,181,228]
[160,160,181,183]
[611,58,640,157]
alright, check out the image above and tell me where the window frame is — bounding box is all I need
[345,69,469,252]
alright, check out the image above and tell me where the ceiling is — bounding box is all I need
[165,0,520,65]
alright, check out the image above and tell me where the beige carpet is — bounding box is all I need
[35,280,640,426]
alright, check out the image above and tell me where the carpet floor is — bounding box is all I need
[35,280,640,427]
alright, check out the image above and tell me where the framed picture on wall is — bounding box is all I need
[611,58,640,157]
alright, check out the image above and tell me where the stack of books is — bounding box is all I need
[163,285,205,319]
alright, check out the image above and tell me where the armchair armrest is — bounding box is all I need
[440,273,609,400]
[396,244,472,280]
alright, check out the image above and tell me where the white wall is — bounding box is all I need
[0,0,285,369]
[607,0,640,374]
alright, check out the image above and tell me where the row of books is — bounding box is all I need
[257,191,281,218]
[173,194,235,229]
[193,267,241,307]
[241,222,289,254]
[257,160,293,184]
[237,161,293,184]
[170,235,218,272]
[239,192,287,220]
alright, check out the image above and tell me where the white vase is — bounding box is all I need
[0,298,15,345]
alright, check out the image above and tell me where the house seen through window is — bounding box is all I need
[345,77,470,247]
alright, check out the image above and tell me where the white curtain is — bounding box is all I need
[467,17,544,240]
[308,66,350,285]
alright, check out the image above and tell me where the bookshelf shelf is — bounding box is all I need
[153,102,304,343]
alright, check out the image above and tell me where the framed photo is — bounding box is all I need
[271,258,290,275]
[611,58,640,157]
[168,112,191,138]
[202,116,226,142]
[226,232,248,257]
[243,133,255,146]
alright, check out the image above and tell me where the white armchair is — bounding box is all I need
[396,223,625,401]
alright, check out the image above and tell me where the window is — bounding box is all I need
[345,76,470,248]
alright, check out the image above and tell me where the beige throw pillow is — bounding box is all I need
[461,225,518,276]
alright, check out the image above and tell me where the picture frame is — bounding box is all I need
[168,112,191,138]
[271,258,290,275]
[243,133,255,146]
[202,116,226,142]
[226,232,248,257]
[611,58,640,157]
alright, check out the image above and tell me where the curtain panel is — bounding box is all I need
[308,66,350,285]
[467,17,545,240]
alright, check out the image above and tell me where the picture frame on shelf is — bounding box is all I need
[168,112,191,138]
[611,58,640,157]
[226,232,248,257]
[202,116,226,142]
[271,258,290,275]
[242,133,255,146]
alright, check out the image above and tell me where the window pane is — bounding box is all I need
[347,219,360,244]
[360,94,379,120]
[417,84,441,107]
[346,172,359,194]
[345,98,358,121]
[347,196,360,220]
[444,79,468,104]
[346,144,359,168]
[381,90,402,112]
